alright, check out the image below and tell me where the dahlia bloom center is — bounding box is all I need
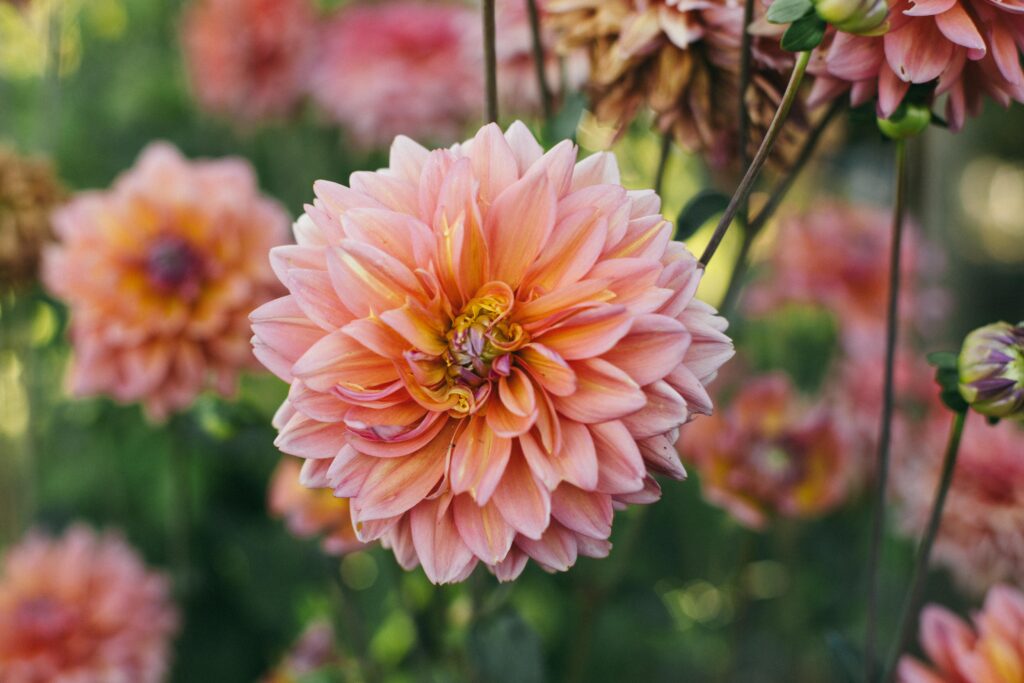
[143,234,205,298]
[11,596,77,648]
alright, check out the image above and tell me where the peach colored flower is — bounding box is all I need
[899,584,1024,683]
[181,0,318,122]
[893,417,1024,593]
[744,202,946,354]
[251,121,733,583]
[0,525,178,683]
[269,458,365,555]
[808,0,1024,131]
[548,0,810,171]
[493,0,588,116]
[309,2,482,149]
[681,373,853,529]
[43,142,290,422]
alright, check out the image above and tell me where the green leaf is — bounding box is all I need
[781,14,827,51]
[767,0,814,23]
[926,351,958,370]
[675,189,730,241]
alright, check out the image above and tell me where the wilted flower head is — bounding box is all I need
[682,374,853,529]
[745,202,944,353]
[0,145,64,290]
[493,0,588,116]
[269,458,365,555]
[43,142,289,422]
[261,620,342,683]
[251,121,734,583]
[959,321,1024,420]
[0,525,178,682]
[310,2,482,149]
[899,584,1024,683]
[893,417,1024,593]
[548,0,811,171]
[809,0,1024,131]
[181,0,318,122]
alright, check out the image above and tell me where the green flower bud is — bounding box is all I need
[877,102,932,140]
[814,0,889,35]
[958,321,1024,420]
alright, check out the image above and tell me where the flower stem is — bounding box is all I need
[168,418,194,594]
[881,410,967,683]
[719,98,845,314]
[483,0,499,124]
[526,0,555,125]
[698,49,811,269]
[864,137,909,683]
[654,132,672,196]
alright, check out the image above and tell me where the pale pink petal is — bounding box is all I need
[452,495,516,564]
[450,415,513,503]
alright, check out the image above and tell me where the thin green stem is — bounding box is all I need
[168,419,194,594]
[525,0,555,125]
[864,138,909,683]
[482,0,499,124]
[719,98,845,314]
[881,411,967,683]
[699,50,811,269]
[654,132,671,197]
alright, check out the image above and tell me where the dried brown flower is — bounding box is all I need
[0,146,64,290]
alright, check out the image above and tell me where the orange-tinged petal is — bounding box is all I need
[452,494,516,564]
[450,415,513,503]
[602,313,691,386]
[492,449,552,539]
[468,122,519,204]
[539,305,631,360]
[409,496,478,584]
[292,329,398,393]
[551,485,613,539]
[517,344,577,397]
[327,240,422,317]
[483,170,556,289]
[591,420,646,495]
[554,358,646,423]
[498,367,536,418]
[378,301,448,355]
[552,420,599,490]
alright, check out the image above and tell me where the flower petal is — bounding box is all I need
[452,494,516,564]
[492,449,552,539]
[553,359,646,423]
[450,415,513,503]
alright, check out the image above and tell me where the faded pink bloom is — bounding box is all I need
[744,202,945,354]
[269,458,365,555]
[181,0,318,122]
[310,2,482,149]
[251,121,733,583]
[0,525,178,683]
[494,0,588,116]
[681,374,854,529]
[899,584,1024,683]
[809,0,1024,130]
[261,620,342,683]
[43,142,290,422]
[893,417,1024,593]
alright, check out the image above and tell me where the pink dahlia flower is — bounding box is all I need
[251,121,734,583]
[809,0,1024,130]
[899,584,1024,683]
[309,2,482,149]
[893,417,1024,593]
[261,620,341,683]
[0,525,178,683]
[269,458,366,555]
[43,142,290,422]
[181,0,318,122]
[744,202,945,354]
[681,374,853,529]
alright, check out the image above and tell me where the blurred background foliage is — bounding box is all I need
[0,0,1022,681]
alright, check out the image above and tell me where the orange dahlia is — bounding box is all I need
[43,142,290,421]
[0,525,178,682]
[251,122,734,583]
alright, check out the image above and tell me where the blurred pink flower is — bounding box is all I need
[310,2,482,149]
[269,458,365,555]
[261,619,341,683]
[893,417,1024,593]
[251,121,733,583]
[181,0,318,122]
[809,0,1024,130]
[681,374,854,529]
[0,525,178,683]
[744,202,945,354]
[493,0,588,116]
[899,584,1024,683]
[43,142,290,422]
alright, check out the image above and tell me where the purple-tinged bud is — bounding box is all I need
[959,321,1024,420]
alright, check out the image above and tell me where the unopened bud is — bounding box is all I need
[877,102,931,140]
[815,0,889,35]
[959,321,1024,420]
